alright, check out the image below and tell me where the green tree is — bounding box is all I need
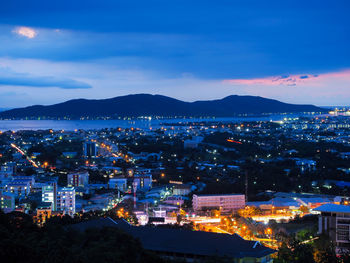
[313,235,338,263]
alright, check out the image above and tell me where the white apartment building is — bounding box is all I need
[192,194,245,212]
[56,187,76,216]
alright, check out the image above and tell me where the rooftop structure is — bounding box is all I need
[69,217,275,262]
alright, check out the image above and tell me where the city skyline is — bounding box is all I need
[0,0,349,107]
[2,2,350,262]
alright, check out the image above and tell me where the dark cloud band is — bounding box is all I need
[0,70,92,89]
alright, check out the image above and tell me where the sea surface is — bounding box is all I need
[0,115,304,131]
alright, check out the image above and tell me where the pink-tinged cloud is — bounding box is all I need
[13,26,37,39]
[223,69,350,87]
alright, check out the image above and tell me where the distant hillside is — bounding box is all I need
[0,94,327,119]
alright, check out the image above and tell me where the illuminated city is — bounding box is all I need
[1,1,350,263]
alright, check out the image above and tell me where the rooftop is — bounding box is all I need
[314,204,350,213]
[69,217,275,259]
[194,193,245,197]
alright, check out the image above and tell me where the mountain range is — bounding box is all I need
[0,94,327,119]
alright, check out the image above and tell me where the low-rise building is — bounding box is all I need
[133,174,152,191]
[35,202,52,225]
[163,196,184,206]
[109,177,127,191]
[173,184,192,196]
[0,192,15,213]
[4,181,31,197]
[67,171,89,187]
[184,139,198,149]
[0,162,16,178]
[192,194,245,212]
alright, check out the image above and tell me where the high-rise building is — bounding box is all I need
[56,187,76,216]
[83,141,98,158]
[42,182,57,211]
[315,204,350,254]
[42,183,75,216]
[67,171,89,187]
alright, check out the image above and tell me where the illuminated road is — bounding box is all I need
[11,143,39,168]
[193,217,279,249]
[188,217,221,224]
[97,141,131,162]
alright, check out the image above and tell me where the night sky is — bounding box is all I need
[0,0,349,107]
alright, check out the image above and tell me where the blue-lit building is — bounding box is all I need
[83,141,98,158]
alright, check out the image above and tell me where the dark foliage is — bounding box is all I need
[0,211,166,263]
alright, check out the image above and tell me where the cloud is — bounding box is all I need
[223,70,350,89]
[0,1,348,80]
[0,68,92,89]
[223,73,321,86]
[219,69,350,106]
[1,57,350,107]
[13,26,37,39]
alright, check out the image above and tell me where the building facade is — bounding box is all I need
[315,204,350,254]
[0,192,15,213]
[173,184,191,196]
[42,182,57,210]
[133,174,152,191]
[192,194,246,212]
[108,178,127,191]
[56,187,76,216]
[42,183,75,216]
[83,141,98,158]
[67,171,89,187]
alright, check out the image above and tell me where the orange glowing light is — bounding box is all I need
[227,139,242,144]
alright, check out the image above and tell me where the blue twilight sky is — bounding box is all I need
[0,0,349,107]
